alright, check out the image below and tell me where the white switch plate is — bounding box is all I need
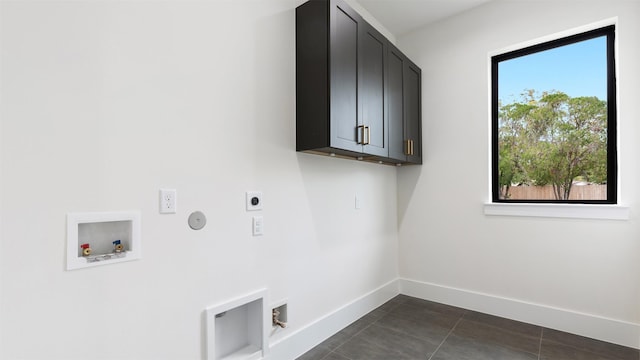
[159,189,177,214]
[253,216,264,236]
[246,191,263,211]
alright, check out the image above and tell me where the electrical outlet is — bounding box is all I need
[159,189,177,214]
[246,191,263,211]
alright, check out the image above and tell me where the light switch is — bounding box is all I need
[252,216,264,236]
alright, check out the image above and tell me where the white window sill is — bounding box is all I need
[484,203,630,220]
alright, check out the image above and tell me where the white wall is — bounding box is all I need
[346,0,396,44]
[397,0,640,347]
[5,0,639,357]
[0,1,399,359]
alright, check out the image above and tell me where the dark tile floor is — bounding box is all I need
[297,295,639,360]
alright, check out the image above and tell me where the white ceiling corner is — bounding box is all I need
[356,0,492,36]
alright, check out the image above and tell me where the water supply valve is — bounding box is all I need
[113,239,124,253]
[80,243,92,256]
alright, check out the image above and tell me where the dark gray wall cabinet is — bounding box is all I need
[296,0,422,165]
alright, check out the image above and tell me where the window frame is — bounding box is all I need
[490,25,617,205]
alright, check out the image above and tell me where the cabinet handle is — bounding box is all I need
[358,125,371,145]
[405,139,415,156]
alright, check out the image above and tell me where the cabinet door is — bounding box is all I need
[360,23,388,157]
[404,61,422,164]
[387,46,406,162]
[387,44,422,164]
[329,0,362,153]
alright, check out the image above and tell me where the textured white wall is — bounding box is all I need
[398,0,640,330]
[0,1,399,359]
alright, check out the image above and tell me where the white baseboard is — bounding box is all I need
[266,277,639,360]
[266,279,399,360]
[399,278,640,349]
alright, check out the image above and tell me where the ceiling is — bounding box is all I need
[356,0,492,36]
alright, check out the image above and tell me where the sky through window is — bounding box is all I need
[498,36,607,104]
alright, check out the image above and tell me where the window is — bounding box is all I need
[491,25,616,204]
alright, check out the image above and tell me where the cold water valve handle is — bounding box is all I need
[113,239,124,253]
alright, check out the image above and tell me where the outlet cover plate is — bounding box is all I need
[160,189,177,214]
[246,191,263,211]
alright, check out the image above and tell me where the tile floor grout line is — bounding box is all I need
[320,349,353,360]
[426,313,465,360]
[322,300,406,360]
[318,298,408,359]
[537,327,544,360]
[299,296,640,360]
[332,322,373,352]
